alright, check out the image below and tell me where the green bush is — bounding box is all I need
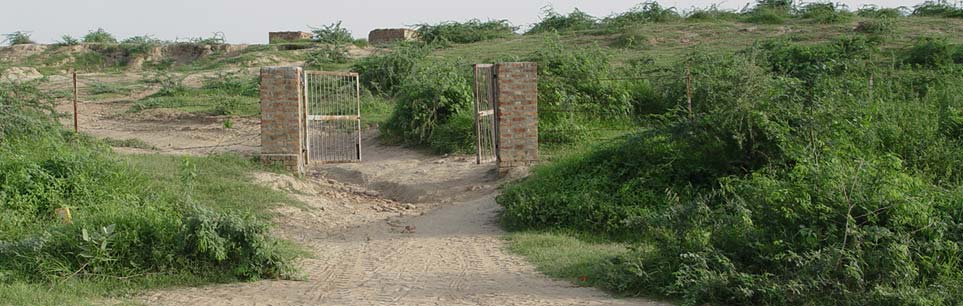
[82,28,117,44]
[351,42,430,96]
[856,5,907,18]
[3,31,34,46]
[743,0,792,24]
[685,6,741,21]
[55,35,80,46]
[415,19,516,45]
[312,21,353,45]
[306,44,350,67]
[380,60,474,152]
[912,0,963,18]
[202,71,259,97]
[855,18,897,35]
[527,7,598,34]
[796,2,853,23]
[904,37,958,68]
[601,2,681,31]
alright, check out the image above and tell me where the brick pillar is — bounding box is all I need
[495,62,538,175]
[260,66,305,175]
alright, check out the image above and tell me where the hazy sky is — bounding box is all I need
[2,0,926,44]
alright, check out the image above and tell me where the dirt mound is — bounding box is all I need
[0,66,43,82]
[0,44,49,62]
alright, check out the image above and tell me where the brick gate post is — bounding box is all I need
[259,66,305,175]
[495,62,538,176]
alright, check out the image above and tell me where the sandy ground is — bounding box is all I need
[42,71,666,305]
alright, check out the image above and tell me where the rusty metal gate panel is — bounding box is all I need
[303,71,362,164]
[473,64,498,164]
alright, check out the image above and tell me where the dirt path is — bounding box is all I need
[142,191,663,306]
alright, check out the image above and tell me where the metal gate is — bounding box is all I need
[303,71,362,164]
[473,64,498,164]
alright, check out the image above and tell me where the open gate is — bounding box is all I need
[473,64,498,164]
[303,71,362,164]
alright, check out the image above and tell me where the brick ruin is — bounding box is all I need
[368,29,418,46]
[269,31,312,44]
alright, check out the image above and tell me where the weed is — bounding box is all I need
[311,21,353,45]
[4,31,34,45]
[527,7,598,34]
[416,19,517,45]
[82,28,117,44]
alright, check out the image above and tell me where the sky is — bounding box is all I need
[1,0,929,44]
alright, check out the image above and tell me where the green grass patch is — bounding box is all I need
[102,137,157,150]
[505,231,633,288]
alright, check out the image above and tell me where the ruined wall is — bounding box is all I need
[495,62,539,174]
[260,66,305,175]
[368,29,418,46]
[269,31,312,44]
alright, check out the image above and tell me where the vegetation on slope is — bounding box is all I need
[498,30,963,305]
[0,81,298,304]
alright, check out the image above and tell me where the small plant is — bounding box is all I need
[415,19,517,45]
[312,21,353,45]
[189,32,227,45]
[56,35,80,46]
[856,5,907,18]
[83,28,117,44]
[120,35,162,55]
[3,31,34,45]
[912,0,963,17]
[223,119,234,129]
[202,71,259,97]
[527,7,598,34]
[796,2,853,23]
[685,5,741,21]
[306,44,350,67]
[855,18,896,35]
[614,32,649,49]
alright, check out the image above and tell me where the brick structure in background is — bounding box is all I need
[495,62,538,175]
[269,31,312,44]
[368,28,418,46]
[260,67,305,175]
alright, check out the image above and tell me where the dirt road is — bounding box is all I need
[142,192,662,306]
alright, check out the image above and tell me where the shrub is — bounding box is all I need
[796,2,854,23]
[601,2,682,30]
[83,28,117,44]
[3,31,34,45]
[743,0,792,24]
[415,19,516,45]
[312,21,353,45]
[685,6,741,21]
[855,18,897,35]
[856,5,907,18]
[306,44,350,67]
[380,60,474,152]
[188,32,227,45]
[202,71,259,97]
[120,35,162,55]
[352,38,368,48]
[904,37,957,68]
[912,0,963,18]
[527,7,598,34]
[56,35,80,46]
[351,42,430,96]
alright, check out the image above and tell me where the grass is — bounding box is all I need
[505,231,633,288]
[129,88,259,116]
[102,137,157,150]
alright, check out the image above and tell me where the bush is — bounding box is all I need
[904,37,957,68]
[415,19,516,45]
[685,6,741,21]
[3,31,34,45]
[312,21,353,45]
[83,28,117,44]
[743,0,792,24]
[351,42,430,96]
[912,0,963,18]
[306,44,350,67]
[120,35,162,56]
[527,7,598,34]
[856,5,907,18]
[55,35,80,46]
[855,18,897,35]
[202,71,259,97]
[380,60,474,152]
[601,2,682,30]
[796,2,853,23]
